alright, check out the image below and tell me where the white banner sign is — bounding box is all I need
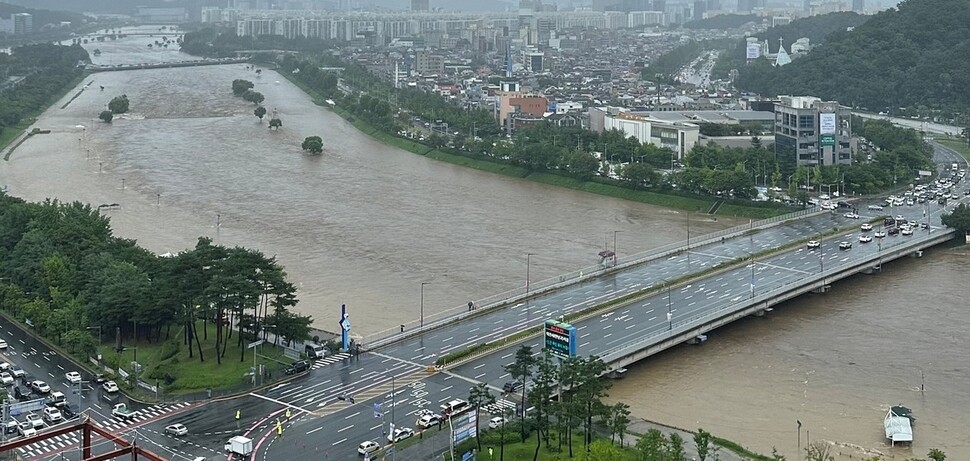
[819,113,837,134]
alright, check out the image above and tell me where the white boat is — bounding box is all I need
[884,405,914,445]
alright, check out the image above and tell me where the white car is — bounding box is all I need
[18,421,36,437]
[164,423,188,436]
[416,413,441,428]
[30,380,51,394]
[387,427,414,443]
[839,241,852,250]
[859,234,873,243]
[0,339,7,349]
[358,440,380,456]
[806,240,820,249]
[43,407,63,423]
[0,372,13,385]
[868,204,884,210]
[103,381,119,393]
[10,366,25,378]
[901,227,914,236]
[843,212,860,219]
[65,371,82,384]
[25,413,44,429]
[488,416,508,429]
[874,230,887,238]
[860,223,873,232]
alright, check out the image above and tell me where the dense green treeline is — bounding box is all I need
[0,194,312,383]
[732,0,970,122]
[0,43,88,142]
[179,27,340,57]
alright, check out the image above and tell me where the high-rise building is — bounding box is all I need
[692,0,706,19]
[12,13,32,35]
[411,0,430,11]
[774,96,852,167]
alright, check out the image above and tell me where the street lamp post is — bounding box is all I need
[686,212,691,268]
[665,280,672,331]
[420,282,430,328]
[86,325,102,345]
[526,253,535,294]
[612,231,621,266]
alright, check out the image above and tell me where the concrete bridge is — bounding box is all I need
[85,58,250,72]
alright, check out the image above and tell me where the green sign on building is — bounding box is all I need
[820,134,836,147]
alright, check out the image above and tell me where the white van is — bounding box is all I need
[305,344,327,359]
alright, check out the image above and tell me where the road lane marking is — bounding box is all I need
[338,424,354,432]
[331,438,346,446]
[306,426,324,435]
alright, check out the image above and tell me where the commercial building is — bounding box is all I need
[593,108,699,159]
[773,95,852,167]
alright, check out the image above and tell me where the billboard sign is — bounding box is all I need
[9,398,47,416]
[745,45,761,59]
[451,411,477,444]
[544,319,577,359]
[819,113,837,135]
[820,134,836,147]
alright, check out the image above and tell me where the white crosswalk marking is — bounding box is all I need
[481,399,517,415]
[310,352,350,369]
[14,402,193,458]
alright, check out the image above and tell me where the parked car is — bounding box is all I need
[42,406,63,423]
[416,413,441,428]
[10,366,25,378]
[387,427,415,443]
[18,421,36,437]
[25,413,44,429]
[488,416,508,429]
[0,372,13,385]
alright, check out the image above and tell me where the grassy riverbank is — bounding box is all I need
[280,71,789,219]
[0,72,89,156]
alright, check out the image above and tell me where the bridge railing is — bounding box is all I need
[361,205,824,349]
[597,228,954,364]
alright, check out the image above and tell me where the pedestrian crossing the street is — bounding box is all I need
[482,398,517,415]
[14,402,193,459]
[311,352,350,369]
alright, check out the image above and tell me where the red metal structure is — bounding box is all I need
[0,417,168,461]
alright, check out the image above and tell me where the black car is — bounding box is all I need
[61,405,80,419]
[887,227,900,235]
[837,201,851,208]
[13,386,32,402]
[502,381,523,393]
[284,360,311,375]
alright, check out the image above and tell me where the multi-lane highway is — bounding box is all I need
[3,143,967,460]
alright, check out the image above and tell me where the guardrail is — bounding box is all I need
[362,205,826,350]
[598,228,955,366]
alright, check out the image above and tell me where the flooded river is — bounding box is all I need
[1,30,966,460]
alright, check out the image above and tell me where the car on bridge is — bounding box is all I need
[807,240,820,249]
[844,212,860,219]
[887,227,900,236]
[839,241,852,250]
[861,223,873,232]
[868,204,884,210]
[859,234,873,243]
[901,227,914,236]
